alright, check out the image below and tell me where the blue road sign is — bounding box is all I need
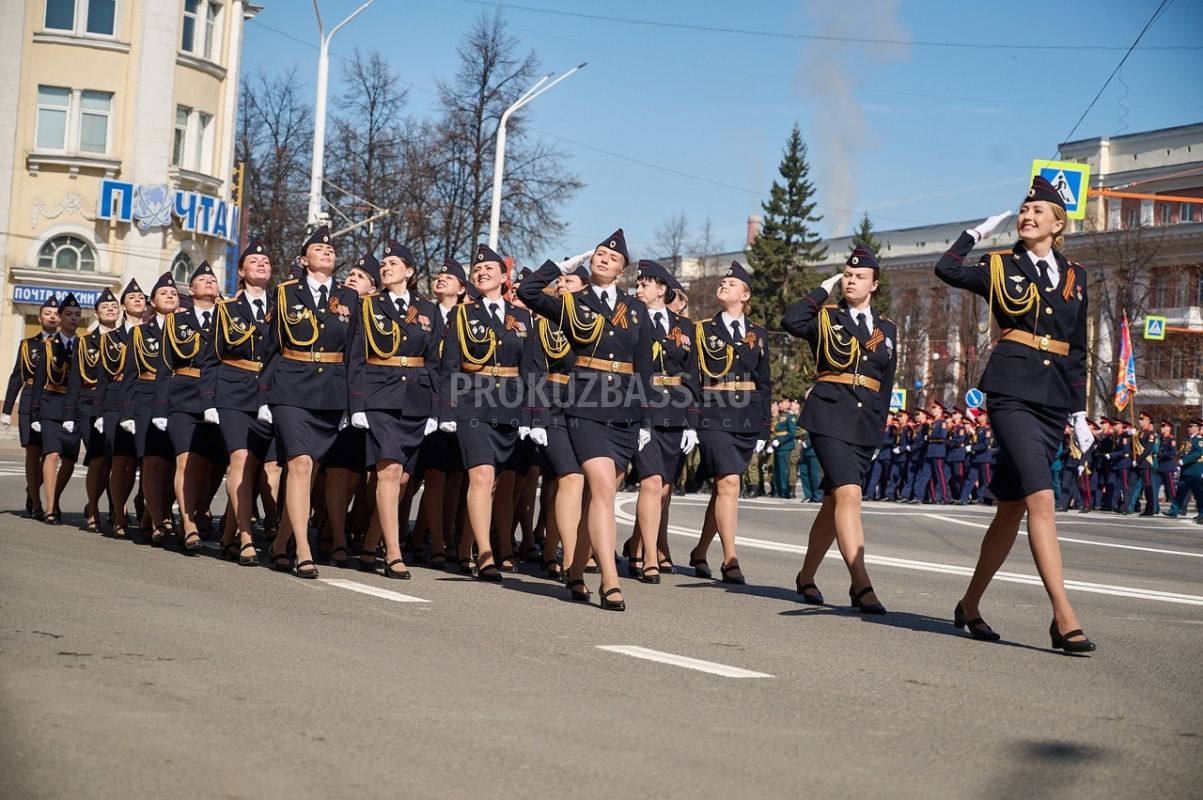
[1030,159,1091,220]
[965,388,984,409]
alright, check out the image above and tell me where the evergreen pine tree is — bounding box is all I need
[851,210,891,318]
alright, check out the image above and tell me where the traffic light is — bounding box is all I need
[232,161,245,206]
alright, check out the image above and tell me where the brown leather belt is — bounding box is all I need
[283,347,344,364]
[222,358,262,373]
[575,356,634,375]
[173,367,200,378]
[651,375,683,387]
[138,371,156,381]
[705,380,754,392]
[366,355,425,368]
[546,373,569,385]
[816,372,882,393]
[462,363,519,377]
[23,379,32,386]
[43,385,66,394]
[999,329,1070,357]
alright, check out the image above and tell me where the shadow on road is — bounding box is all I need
[982,739,1111,799]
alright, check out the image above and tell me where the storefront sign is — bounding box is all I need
[97,178,238,244]
[12,284,106,308]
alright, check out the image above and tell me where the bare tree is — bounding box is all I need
[653,212,689,275]
[690,215,717,276]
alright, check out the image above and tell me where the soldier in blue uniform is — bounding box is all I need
[1156,419,1178,511]
[1164,418,1202,521]
[3,294,61,519]
[884,409,912,501]
[1112,420,1134,513]
[627,260,699,584]
[30,293,83,524]
[683,261,771,588]
[922,401,950,503]
[903,408,928,503]
[1093,418,1114,510]
[519,230,654,611]
[348,240,443,579]
[200,238,276,565]
[443,243,540,584]
[1126,412,1159,515]
[782,246,896,614]
[65,287,121,532]
[261,226,360,579]
[945,407,969,504]
[99,279,146,537]
[935,176,1095,651]
[122,272,179,543]
[866,412,896,501]
[964,413,996,505]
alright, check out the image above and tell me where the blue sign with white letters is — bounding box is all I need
[12,284,105,308]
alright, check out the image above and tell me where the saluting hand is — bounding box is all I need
[970,210,1013,241]
[820,272,842,294]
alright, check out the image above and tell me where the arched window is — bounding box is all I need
[171,250,193,284]
[38,234,96,271]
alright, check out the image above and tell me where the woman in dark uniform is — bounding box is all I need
[2,295,60,519]
[518,230,655,611]
[781,247,897,614]
[66,287,121,532]
[99,280,145,538]
[935,176,1096,652]
[438,244,538,582]
[627,260,699,584]
[30,293,84,524]
[200,238,275,566]
[122,272,179,544]
[348,240,442,578]
[261,226,360,579]
[687,262,771,585]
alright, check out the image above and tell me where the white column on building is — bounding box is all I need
[215,0,246,281]
[126,2,181,288]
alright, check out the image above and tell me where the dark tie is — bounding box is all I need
[201,310,211,330]
[395,297,407,318]
[599,290,611,314]
[653,311,665,335]
[318,284,328,309]
[853,312,869,340]
[253,299,265,322]
[1036,259,1050,287]
[731,320,742,341]
[488,302,501,325]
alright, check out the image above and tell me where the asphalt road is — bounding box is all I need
[1,457,1201,799]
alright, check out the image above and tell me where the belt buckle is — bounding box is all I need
[1038,335,1050,351]
[855,374,866,387]
[734,380,744,391]
[399,356,409,367]
[610,360,620,373]
[491,364,500,377]
[310,351,321,363]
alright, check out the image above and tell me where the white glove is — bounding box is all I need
[351,411,369,430]
[63,420,75,434]
[439,421,457,433]
[518,425,531,440]
[969,211,1012,241]
[681,428,698,455]
[638,427,652,452]
[120,419,135,434]
[257,405,273,424]
[338,412,349,431]
[1071,411,1094,454]
[424,417,439,436]
[530,427,548,447]
[152,417,167,432]
[820,272,842,294]
[0,414,10,427]
[892,447,901,455]
[1077,465,1085,475]
[203,408,220,425]
[31,421,41,433]
[94,417,104,434]
[755,439,767,454]
[556,248,595,274]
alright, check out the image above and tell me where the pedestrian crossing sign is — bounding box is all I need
[890,388,906,412]
[1030,159,1091,220]
[1143,315,1166,341]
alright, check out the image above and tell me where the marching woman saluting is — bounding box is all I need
[687,262,771,585]
[935,176,1095,651]
[348,242,442,578]
[519,230,655,611]
[781,247,897,614]
[439,244,539,583]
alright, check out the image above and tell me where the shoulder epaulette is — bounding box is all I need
[218,297,237,305]
[278,278,298,287]
[823,303,839,309]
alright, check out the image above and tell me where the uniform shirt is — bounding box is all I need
[307,274,335,306]
[1026,248,1060,289]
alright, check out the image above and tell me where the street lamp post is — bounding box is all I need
[307,0,375,229]
[487,63,586,251]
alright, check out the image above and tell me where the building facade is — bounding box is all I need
[0,0,256,362]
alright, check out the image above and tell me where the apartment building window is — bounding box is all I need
[182,0,220,60]
[38,235,97,271]
[171,106,213,173]
[1160,204,1173,225]
[1126,209,1139,229]
[35,85,112,155]
[43,0,117,37]
[1182,203,1196,224]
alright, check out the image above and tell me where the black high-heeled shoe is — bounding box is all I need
[849,585,887,615]
[657,557,675,575]
[150,526,167,547]
[237,542,258,567]
[43,511,61,526]
[600,586,626,612]
[477,563,503,583]
[294,559,319,579]
[182,531,202,552]
[1049,620,1096,653]
[795,574,823,605]
[329,546,349,568]
[544,560,564,582]
[383,558,411,580]
[357,550,378,573]
[720,560,745,585]
[690,557,712,580]
[627,556,643,579]
[567,579,591,602]
[221,541,239,561]
[641,566,661,584]
[954,602,1001,641]
[270,552,293,572]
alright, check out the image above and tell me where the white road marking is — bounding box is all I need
[318,578,430,603]
[597,646,772,679]
[923,513,1203,559]
[613,499,1203,607]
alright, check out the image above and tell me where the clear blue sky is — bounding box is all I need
[241,0,1203,262]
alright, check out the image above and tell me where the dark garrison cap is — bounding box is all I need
[151,271,176,295]
[382,239,415,266]
[95,287,118,309]
[189,260,216,284]
[353,253,381,287]
[238,237,268,267]
[596,228,629,265]
[474,243,505,266]
[847,245,880,270]
[300,225,332,256]
[40,294,58,310]
[724,260,753,288]
[60,292,80,310]
[120,278,144,301]
[1025,175,1066,210]
[436,257,467,284]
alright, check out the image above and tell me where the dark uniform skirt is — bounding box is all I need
[364,411,426,473]
[103,411,137,458]
[505,437,539,473]
[219,407,274,463]
[82,420,106,466]
[322,425,367,471]
[133,414,174,460]
[40,420,81,462]
[18,412,40,449]
[273,406,344,462]
[568,417,639,467]
[542,420,581,478]
[811,432,874,493]
[633,425,685,483]
[168,411,226,461]
[457,420,520,470]
[698,428,758,477]
[417,430,462,474]
[986,393,1066,501]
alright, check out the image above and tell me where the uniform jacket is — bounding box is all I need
[157,306,215,414]
[97,327,130,415]
[121,319,168,421]
[1157,435,1179,473]
[644,307,700,429]
[65,328,105,423]
[1181,434,1203,478]
[198,291,275,412]
[774,412,798,452]
[946,423,968,463]
[262,277,359,411]
[4,334,49,416]
[348,291,443,417]
[1134,430,1158,469]
[970,426,995,465]
[782,288,896,448]
[935,232,1088,411]
[927,418,948,459]
[30,335,74,422]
